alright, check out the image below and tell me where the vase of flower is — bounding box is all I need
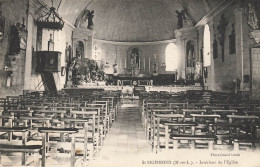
[71,57,105,86]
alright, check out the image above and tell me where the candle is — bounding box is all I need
[144,58,145,70]
[139,56,140,68]
[154,54,157,61]
[125,58,126,68]
[149,58,150,72]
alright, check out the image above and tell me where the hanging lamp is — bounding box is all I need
[37,0,64,30]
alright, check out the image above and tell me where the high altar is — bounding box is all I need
[113,48,153,86]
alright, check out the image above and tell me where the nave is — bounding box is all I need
[0,89,260,167]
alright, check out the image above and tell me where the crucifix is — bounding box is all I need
[217,14,228,62]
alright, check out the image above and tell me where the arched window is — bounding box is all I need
[165,43,178,71]
[203,24,211,67]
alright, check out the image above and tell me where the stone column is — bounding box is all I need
[175,30,185,79]
[23,5,34,90]
[208,20,216,90]
[234,7,250,91]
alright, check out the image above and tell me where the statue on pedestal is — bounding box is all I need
[87,10,94,30]
[176,10,184,29]
[129,48,140,76]
[176,10,191,29]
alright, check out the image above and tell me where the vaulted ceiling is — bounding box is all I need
[41,0,227,42]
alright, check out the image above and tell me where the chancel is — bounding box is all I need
[0,0,260,166]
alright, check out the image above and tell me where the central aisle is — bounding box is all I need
[89,103,151,167]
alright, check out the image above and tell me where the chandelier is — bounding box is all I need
[37,0,64,30]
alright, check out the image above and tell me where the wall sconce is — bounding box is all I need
[161,62,166,69]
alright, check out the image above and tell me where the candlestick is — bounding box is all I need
[149,58,150,72]
[119,59,121,70]
[139,56,140,68]
[144,58,145,70]
[125,58,126,68]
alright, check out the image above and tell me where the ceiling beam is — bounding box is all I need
[57,0,63,11]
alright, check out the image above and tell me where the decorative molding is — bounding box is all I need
[249,30,260,43]
[93,38,176,46]
[73,28,93,40]
[174,27,197,39]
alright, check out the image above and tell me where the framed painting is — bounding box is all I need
[0,15,5,42]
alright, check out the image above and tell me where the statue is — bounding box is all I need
[248,2,259,30]
[68,57,77,85]
[176,10,183,29]
[176,10,188,29]
[129,48,140,76]
[65,42,72,83]
[87,10,94,30]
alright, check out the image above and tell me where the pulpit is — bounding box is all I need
[36,51,61,72]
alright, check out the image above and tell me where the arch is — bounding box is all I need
[165,43,178,71]
[203,24,211,66]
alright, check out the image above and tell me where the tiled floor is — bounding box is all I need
[89,103,151,167]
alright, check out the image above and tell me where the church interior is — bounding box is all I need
[0,0,260,166]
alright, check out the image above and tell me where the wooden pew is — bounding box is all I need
[38,127,79,167]
[163,122,198,150]
[144,103,170,139]
[59,118,89,163]
[180,109,206,122]
[0,127,42,166]
[170,134,217,150]
[190,114,220,123]
[0,144,42,166]
[86,103,108,135]
[153,114,184,152]
[70,109,101,156]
